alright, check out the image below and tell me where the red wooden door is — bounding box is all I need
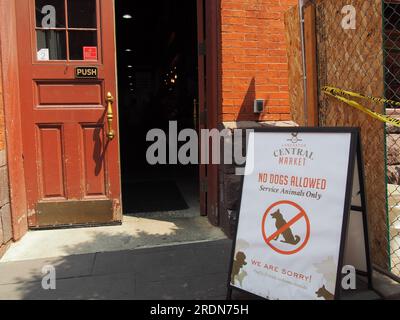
[16,0,121,228]
[197,0,220,223]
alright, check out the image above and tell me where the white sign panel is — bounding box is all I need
[230,130,355,300]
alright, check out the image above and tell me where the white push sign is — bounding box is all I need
[228,128,372,300]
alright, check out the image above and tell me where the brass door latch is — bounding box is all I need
[106,92,115,140]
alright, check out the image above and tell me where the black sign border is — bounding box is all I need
[226,127,373,301]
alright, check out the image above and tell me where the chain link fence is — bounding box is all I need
[315,0,400,276]
[383,0,400,277]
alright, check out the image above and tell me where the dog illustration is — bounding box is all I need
[271,210,301,245]
[316,285,334,300]
[231,251,247,284]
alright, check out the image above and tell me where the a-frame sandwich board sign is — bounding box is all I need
[227,128,373,300]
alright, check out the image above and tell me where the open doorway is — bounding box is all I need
[115,0,200,217]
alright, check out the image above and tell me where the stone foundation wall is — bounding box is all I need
[0,49,12,256]
[0,150,11,257]
[218,120,297,236]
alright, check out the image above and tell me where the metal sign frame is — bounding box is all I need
[226,127,373,300]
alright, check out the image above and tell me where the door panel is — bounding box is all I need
[37,125,66,199]
[37,82,103,106]
[82,125,106,197]
[16,0,121,228]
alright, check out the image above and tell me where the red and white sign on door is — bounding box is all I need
[83,46,98,61]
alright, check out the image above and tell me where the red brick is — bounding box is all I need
[220,0,297,122]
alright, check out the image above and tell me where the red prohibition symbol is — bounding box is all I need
[262,200,311,255]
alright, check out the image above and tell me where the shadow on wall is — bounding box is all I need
[235,78,260,122]
[0,217,229,300]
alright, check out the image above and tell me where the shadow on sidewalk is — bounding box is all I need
[0,230,232,300]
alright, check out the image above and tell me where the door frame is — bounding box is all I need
[15,0,122,228]
[209,0,222,225]
[114,0,221,222]
[0,0,221,241]
[202,0,221,225]
[0,0,29,240]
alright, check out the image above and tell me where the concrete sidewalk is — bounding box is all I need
[1,238,399,300]
[0,240,232,300]
[1,216,226,262]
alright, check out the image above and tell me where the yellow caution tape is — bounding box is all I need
[321,86,400,128]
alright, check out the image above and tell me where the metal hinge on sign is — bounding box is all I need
[200,179,208,193]
[198,42,206,56]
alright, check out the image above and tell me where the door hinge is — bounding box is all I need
[198,42,206,56]
[200,178,208,193]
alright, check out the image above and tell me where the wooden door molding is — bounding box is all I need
[196,0,221,224]
[0,0,29,240]
[204,0,221,226]
[197,0,207,216]
[303,3,319,127]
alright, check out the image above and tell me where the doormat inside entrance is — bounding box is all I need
[122,180,189,214]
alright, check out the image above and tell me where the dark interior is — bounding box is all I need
[115,0,200,215]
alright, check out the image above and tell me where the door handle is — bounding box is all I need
[106,92,115,140]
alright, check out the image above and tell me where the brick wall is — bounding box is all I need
[220,0,297,122]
